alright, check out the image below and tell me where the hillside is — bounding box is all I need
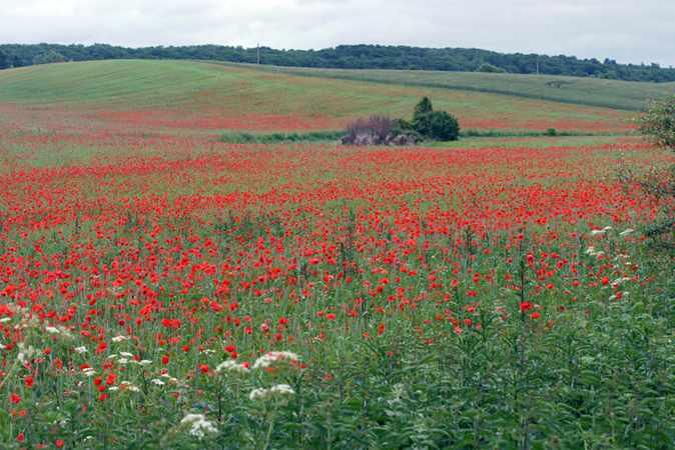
[0,59,669,134]
[258,64,675,111]
[2,43,675,82]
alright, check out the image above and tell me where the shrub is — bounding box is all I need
[411,97,460,141]
[341,97,460,145]
[342,116,396,145]
[413,97,434,118]
[431,111,460,141]
[638,96,674,150]
[546,128,558,136]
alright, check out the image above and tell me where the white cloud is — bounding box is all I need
[1,0,673,66]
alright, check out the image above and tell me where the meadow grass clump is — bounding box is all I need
[220,130,344,144]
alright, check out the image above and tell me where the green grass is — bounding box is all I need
[0,60,656,133]
[251,64,675,111]
[218,129,626,145]
[220,130,344,143]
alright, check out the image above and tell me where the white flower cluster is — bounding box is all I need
[111,335,130,343]
[590,226,612,236]
[249,384,296,401]
[17,343,37,363]
[106,353,151,366]
[585,246,605,258]
[215,360,250,374]
[180,413,217,439]
[252,351,300,369]
[611,277,631,288]
[109,381,140,393]
[44,325,73,338]
[151,373,184,387]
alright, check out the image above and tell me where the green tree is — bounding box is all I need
[428,111,460,141]
[411,97,460,141]
[632,96,674,250]
[413,97,433,119]
[33,50,66,65]
[638,96,675,150]
[0,49,9,70]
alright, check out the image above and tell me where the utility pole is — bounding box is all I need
[257,43,260,65]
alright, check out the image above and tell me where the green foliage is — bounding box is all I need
[460,129,602,138]
[220,130,343,144]
[411,97,460,141]
[0,50,8,70]
[271,64,675,111]
[638,96,675,150]
[392,118,423,141]
[413,96,434,118]
[477,62,506,73]
[32,50,66,65]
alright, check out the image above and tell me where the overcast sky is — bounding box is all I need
[2,0,674,66]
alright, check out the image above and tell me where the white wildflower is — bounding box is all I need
[120,381,140,392]
[45,326,60,334]
[137,359,152,366]
[249,384,295,401]
[111,335,130,343]
[74,346,88,354]
[17,343,36,363]
[82,368,96,377]
[253,351,300,369]
[108,386,119,392]
[215,360,250,374]
[269,384,295,395]
[150,379,165,386]
[180,413,217,439]
[0,317,11,323]
[611,277,631,288]
[118,358,129,365]
[590,226,612,236]
[119,352,134,358]
[159,373,179,384]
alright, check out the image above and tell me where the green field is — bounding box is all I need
[0,58,673,449]
[0,60,665,133]
[260,63,675,111]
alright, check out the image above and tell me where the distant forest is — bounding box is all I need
[1,43,674,82]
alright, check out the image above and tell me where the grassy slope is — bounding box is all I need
[257,64,675,111]
[0,60,667,132]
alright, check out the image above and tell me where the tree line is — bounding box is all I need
[1,43,673,82]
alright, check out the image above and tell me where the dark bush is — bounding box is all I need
[638,96,675,150]
[427,111,460,141]
[411,98,460,141]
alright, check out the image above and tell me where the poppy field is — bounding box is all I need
[0,61,674,449]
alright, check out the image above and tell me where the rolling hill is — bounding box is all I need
[0,59,671,133]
